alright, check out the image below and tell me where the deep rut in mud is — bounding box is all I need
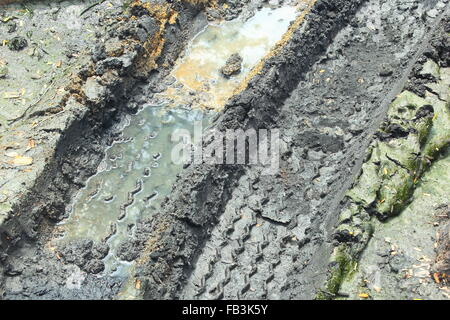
[0,0,449,300]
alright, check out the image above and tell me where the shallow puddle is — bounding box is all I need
[160,5,301,110]
[57,106,211,280]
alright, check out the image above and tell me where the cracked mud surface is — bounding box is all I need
[0,0,449,300]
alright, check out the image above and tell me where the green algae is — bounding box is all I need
[320,61,450,299]
[340,147,450,300]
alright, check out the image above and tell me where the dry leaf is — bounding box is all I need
[135,279,141,290]
[11,155,33,166]
[358,293,369,299]
[3,91,21,99]
[433,273,441,284]
[5,151,19,158]
[27,139,36,150]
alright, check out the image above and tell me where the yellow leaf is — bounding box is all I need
[135,279,141,290]
[3,92,21,99]
[433,273,440,284]
[11,155,33,166]
[27,139,36,150]
[358,293,369,299]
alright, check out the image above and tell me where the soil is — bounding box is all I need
[0,0,449,300]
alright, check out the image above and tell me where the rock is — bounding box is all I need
[58,239,108,275]
[7,36,28,51]
[83,77,106,102]
[116,239,142,262]
[420,59,440,79]
[129,3,150,17]
[0,65,8,78]
[138,16,159,36]
[433,216,450,275]
[379,63,393,77]
[104,38,124,57]
[427,9,438,18]
[92,242,109,260]
[91,43,106,62]
[84,260,105,274]
[95,54,135,75]
[7,21,17,33]
[269,0,279,6]
[221,53,243,78]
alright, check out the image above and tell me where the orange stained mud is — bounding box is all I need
[161,0,316,111]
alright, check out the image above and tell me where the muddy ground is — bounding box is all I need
[0,0,449,300]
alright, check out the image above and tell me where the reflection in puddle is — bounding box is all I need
[161,5,300,110]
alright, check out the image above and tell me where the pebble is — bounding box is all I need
[0,65,8,78]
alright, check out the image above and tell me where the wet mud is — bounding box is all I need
[128,0,449,300]
[0,0,449,300]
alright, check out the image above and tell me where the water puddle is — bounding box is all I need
[56,105,211,291]
[55,3,308,299]
[159,5,302,110]
[60,106,206,245]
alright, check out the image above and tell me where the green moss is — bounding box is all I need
[320,60,450,298]
[346,152,381,206]
[423,99,450,158]
[317,246,358,299]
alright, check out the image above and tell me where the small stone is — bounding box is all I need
[7,36,28,51]
[0,65,8,78]
[427,9,438,18]
[7,21,17,33]
[84,259,105,274]
[220,53,243,78]
[83,77,106,102]
[420,59,440,79]
[104,38,124,57]
[379,64,393,77]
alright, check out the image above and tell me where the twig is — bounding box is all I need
[7,74,56,125]
[80,0,107,17]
